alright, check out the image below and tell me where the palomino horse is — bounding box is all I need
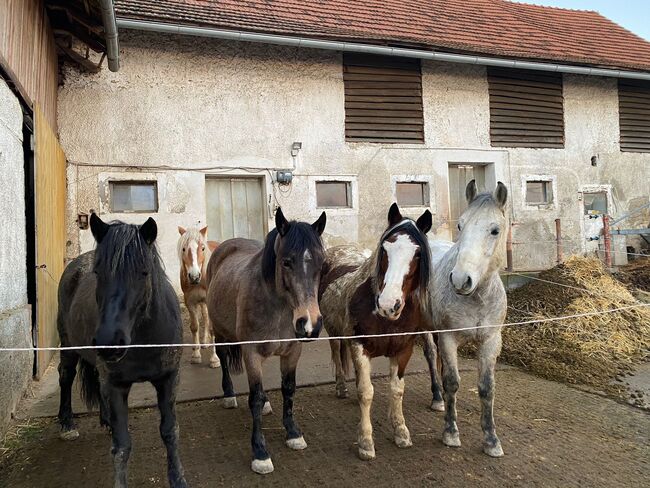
[177,225,220,368]
[320,203,432,460]
[57,215,187,487]
[426,180,508,458]
[206,208,326,474]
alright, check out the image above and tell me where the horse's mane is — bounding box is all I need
[94,221,164,285]
[177,227,206,262]
[374,219,432,306]
[261,222,325,284]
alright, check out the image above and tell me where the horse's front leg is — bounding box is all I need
[422,333,445,412]
[351,342,375,460]
[388,343,414,448]
[281,344,307,450]
[153,371,188,487]
[57,350,79,440]
[478,333,504,457]
[188,304,201,364]
[245,351,273,474]
[201,303,220,368]
[439,332,462,448]
[105,382,132,488]
[330,339,348,398]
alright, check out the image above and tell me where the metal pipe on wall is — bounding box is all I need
[100,0,120,71]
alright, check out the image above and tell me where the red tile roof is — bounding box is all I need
[115,0,650,72]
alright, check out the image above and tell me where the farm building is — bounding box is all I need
[59,0,650,287]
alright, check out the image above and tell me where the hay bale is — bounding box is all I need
[503,256,650,397]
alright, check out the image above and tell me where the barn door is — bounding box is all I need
[448,164,486,239]
[205,177,266,242]
[34,106,66,377]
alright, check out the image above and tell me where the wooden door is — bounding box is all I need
[448,164,486,239]
[205,177,266,242]
[34,105,66,377]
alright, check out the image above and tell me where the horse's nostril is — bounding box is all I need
[394,299,402,310]
[91,338,97,346]
[295,317,307,332]
[464,276,473,290]
[449,272,454,285]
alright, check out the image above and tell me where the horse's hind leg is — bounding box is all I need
[216,346,237,408]
[188,304,202,364]
[58,350,79,440]
[153,371,188,487]
[201,303,220,369]
[330,339,348,398]
[281,344,307,450]
[388,345,414,449]
[422,333,445,412]
[439,333,462,448]
[245,351,274,474]
[105,382,132,488]
[478,333,504,457]
[351,342,375,460]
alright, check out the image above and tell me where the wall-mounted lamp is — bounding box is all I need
[77,212,89,230]
[291,141,302,157]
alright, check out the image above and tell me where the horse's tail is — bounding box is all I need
[78,359,101,409]
[224,345,244,375]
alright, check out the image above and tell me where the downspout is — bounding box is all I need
[116,18,650,80]
[100,0,120,72]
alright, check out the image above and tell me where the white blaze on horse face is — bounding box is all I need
[303,249,312,275]
[377,233,417,319]
[187,240,201,283]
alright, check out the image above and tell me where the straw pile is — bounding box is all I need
[502,256,650,397]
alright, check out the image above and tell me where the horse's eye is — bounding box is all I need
[282,259,292,269]
[142,271,149,277]
[457,223,462,231]
[182,247,185,252]
[491,228,500,236]
[201,246,205,251]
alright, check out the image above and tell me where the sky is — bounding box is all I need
[511,1,650,41]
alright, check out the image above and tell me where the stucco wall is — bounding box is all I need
[58,31,649,284]
[0,78,32,436]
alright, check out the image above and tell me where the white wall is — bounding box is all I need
[58,31,650,284]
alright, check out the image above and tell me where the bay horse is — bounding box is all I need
[320,203,432,460]
[57,214,187,487]
[177,225,220,368]
[206,208,326,474]
[426,180,508,457]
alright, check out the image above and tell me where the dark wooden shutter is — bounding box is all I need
[344,54,424,143]
[619,79,650,153]
[488,68,564,148]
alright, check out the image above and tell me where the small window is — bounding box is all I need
[396,182,429,206]
[525,181,552,205]
[583,192,608,215]
[316,181,351,208]
[110,181,158,213]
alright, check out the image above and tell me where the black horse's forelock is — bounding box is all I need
[261,222,325,284]
[93,221,162,284]
[375,219,432,297]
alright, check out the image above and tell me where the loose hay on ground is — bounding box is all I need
[502,256,650,397]
[615,257,650,293]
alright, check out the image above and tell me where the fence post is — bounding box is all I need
[602,214,612,268]
[555,218,563,264]
[506,223,513,271]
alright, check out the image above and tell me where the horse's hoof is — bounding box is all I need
[483,442,504,458]
[335,385,348,399]
[209,357,221,369]
[286,436,307,450]
[357,445,376,461]
[59,429,79,441]
[170,476,188,488]
[442,430,461,448]
[251,457,274,474]
[262,401,273,416]
[223,396,238,409]
[394,426,412,448]
[430,400,445,412]
[190,354,202,364]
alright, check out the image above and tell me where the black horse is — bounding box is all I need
[57,214,187,488]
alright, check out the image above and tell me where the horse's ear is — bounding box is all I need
[90,213,109,244]
[388,203,403,227]
[199,226,208,238]
[312,211,326,236]
[178,226,186,236]
[275,207,290,237]
[494,181,508,209]
[416,209,433,234]
[140,217,158,245]
[465,179,478,204]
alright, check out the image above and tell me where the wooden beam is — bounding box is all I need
[55,42,100,73]
[53,28,105,53]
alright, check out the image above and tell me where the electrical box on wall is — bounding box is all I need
[276,170,293,185]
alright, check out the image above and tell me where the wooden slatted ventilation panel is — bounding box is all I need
[619,79,650,153]
[488,68,564,148]
[344,54,424,143]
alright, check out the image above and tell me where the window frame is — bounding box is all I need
[315,180,353,209]
[109,180,159,213]
[618,79,650,153]
[395,181,430,207]
[521,174,557,210]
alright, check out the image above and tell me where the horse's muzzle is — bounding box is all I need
[294,316,323,340]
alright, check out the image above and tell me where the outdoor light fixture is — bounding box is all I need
[291,141,302,157]
[77,212,89,230]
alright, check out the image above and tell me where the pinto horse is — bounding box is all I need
[206,208,326,474]
[320,203,432,460]
[425,180,508,457]
[57,215,187,487]
[177,225,220,368]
